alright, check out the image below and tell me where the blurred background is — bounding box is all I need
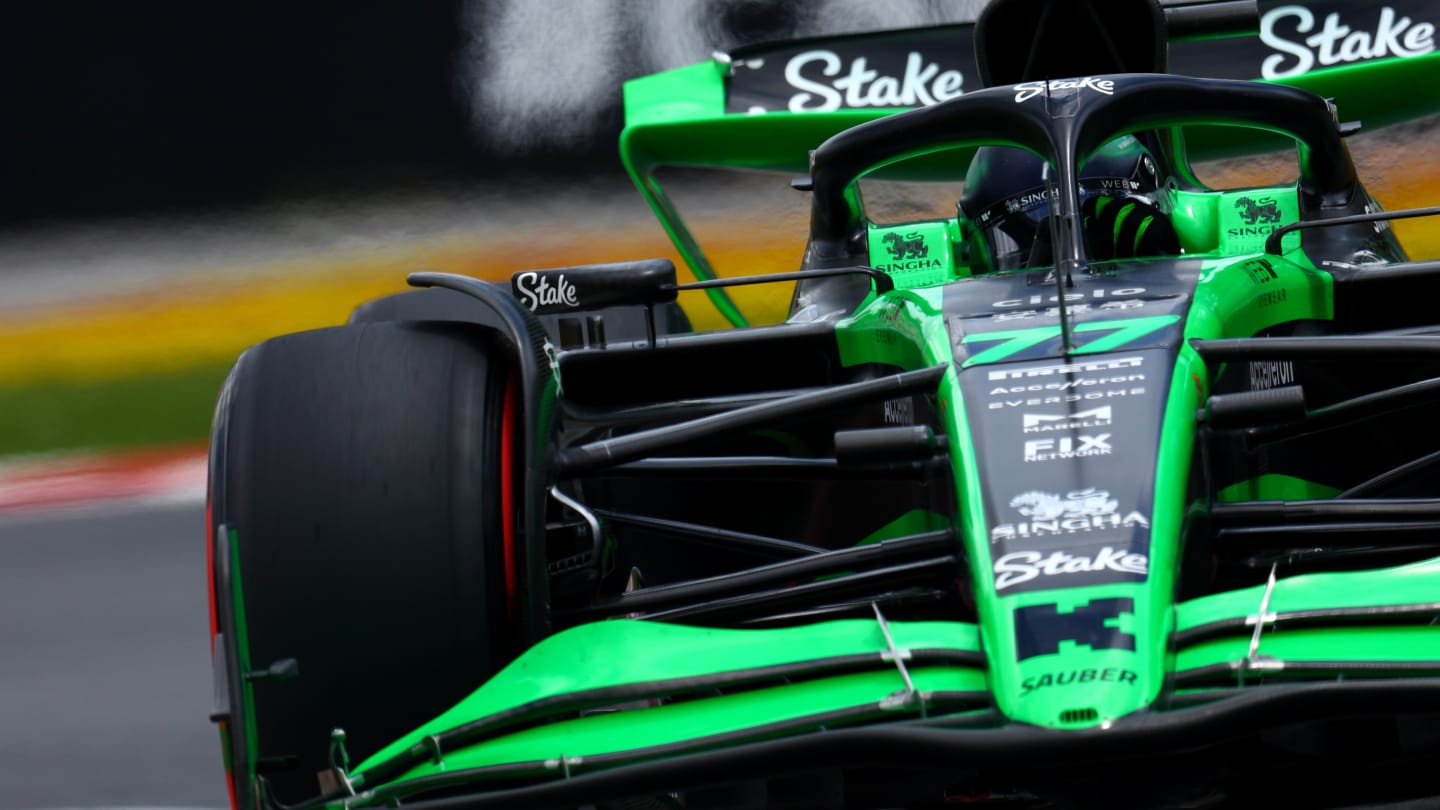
[0,1,1435,808]
[7,0,972,463]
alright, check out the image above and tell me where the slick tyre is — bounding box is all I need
[208,321,518,805]
[347,286,508,329]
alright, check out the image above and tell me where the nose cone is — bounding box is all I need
[989,588,1164,727]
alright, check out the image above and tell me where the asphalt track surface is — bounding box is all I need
[0,501,227,810]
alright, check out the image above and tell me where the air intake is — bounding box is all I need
[1059,707,1100,725]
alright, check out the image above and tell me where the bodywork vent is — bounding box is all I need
[1060,707,1099,725]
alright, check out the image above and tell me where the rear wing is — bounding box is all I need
[621,0,1440,324]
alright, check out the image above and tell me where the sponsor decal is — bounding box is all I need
[1362,202,1394,234]
[961,317,1179,365]
[1256,288,1288,308]
[1234,196,1282,226]
[994,545,1147,590]
[985,178,1141,222]
[993,288,1146,309]
[1250,360,1297,391]
[1094,177,1141,192]
[1228,225,1281,238]
[882,397,915,425]
[1023,433,1112,462]
[783,50,965,113]
[991,300,1145,322]
[1260,4,1436,80]
[990,488,1150,543]
[988,356,1143,382]
[1014,597,1136,660]
[1226,197,1285,239]
[1013,488,1115,520]
[883,231,928,261]
[1006,188,1055,213]
[874,231,942,272]
[1022,406,1113,433]
[513,270,579,312]
[876,259,943,272]
[988,375,1145,396]
[1013,76,1115,103]
[989,388,1145,409]
[1020,667,1138,696]
[1242,257,1279,285]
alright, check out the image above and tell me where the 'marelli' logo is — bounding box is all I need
[1022,406,1113,433]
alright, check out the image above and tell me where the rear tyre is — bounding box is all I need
[208,321,518,804]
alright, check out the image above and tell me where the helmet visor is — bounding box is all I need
[969,176,1146,271]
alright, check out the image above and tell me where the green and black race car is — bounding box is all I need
[205,1,1440,807]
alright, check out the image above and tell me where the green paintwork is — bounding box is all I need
[228,527,260,799]
[1216,474,1343,502]
[960,316,1182,365]
[353,619,982,781]
[1170,187,1304,256]
[1213,188,1300,255]
[1174,557,1440,674]
[834,287,949,372]
[857,509,952,544]
[818,511,953,582]
[992,586,1146,725]
[867,221,968,287]
[1177,626,1440,677]
[383,667,982,786]
[1188,252,1332,339]
[1177,555,1440,632]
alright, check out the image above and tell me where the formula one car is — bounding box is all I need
[206,0,1440,807]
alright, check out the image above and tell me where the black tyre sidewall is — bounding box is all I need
[210,321,516,804]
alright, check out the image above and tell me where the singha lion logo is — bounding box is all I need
[883,231,928,261]
[1009,488,1119,521]
[1234,196,1281,225]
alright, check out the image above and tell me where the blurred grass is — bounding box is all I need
[0,362,232,456]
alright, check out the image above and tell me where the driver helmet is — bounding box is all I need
[958,135,1181,273]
